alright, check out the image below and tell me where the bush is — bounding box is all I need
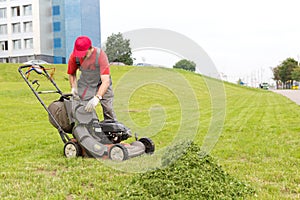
[173,59,196,72]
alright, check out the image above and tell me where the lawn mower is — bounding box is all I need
[18,64,155,161]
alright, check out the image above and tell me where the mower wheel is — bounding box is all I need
[64,141,81,158]
[109,144,129,161]
[139,137,155,154]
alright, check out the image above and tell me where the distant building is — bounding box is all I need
[0,0,101,64]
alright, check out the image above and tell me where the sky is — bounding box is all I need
[100,0,300,85]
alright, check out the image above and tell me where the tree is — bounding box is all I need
[173,59,196,72]
[272,57,298,89]
[291,67,300,81]
[271,66,280,89]
[103,32,133,65]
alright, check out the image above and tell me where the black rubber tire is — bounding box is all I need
[139,137,155,154]
[63,141,81,158]
[109,144,129,161]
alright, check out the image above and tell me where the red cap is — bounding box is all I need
[73,36,92,57]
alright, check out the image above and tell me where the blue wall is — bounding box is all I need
[52,0,101,64]
[81,0,101,48]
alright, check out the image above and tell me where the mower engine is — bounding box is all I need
[89,120,132,144]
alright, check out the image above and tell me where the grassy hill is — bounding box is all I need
[0,63,299,199]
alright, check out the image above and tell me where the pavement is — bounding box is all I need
[272,89,300,105]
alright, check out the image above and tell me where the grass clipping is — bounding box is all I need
[120,141,255,199]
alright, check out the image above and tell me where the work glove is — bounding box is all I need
[71,87,78,96]
[71,87,80,100]
[85,96,100,112]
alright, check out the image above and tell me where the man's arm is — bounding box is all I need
[96,74,110,98]
[69,74,77,89]
[67,53,78,92]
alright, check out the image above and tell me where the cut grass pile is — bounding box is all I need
[121,141,255,199]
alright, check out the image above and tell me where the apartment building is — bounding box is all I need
[0,0,101,64]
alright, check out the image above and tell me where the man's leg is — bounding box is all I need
[100,97,117,121]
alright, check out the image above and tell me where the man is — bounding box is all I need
[67,36,116,121]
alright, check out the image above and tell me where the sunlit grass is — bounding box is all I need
[0,63,299,199]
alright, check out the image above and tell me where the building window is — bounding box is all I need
[11,57,18,63]
[12,23,21,33]
[0,40,8,51]
[11,6,20,17]
[24,38,33,49]
[1,58,9,63]
[53,22,60,32]
[0,24,7,35]
[23,4,32,16]
[52,5,60,16]
[54,38,61,48]
[13,39,21,50]
[23,21,32,32]
[0,8,6,19]
[27,55,34,61]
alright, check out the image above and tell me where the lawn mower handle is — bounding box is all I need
[18,64,71,143]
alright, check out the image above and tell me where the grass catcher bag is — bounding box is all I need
[48,100,73,133]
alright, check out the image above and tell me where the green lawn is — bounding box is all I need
[0,63,299,199]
